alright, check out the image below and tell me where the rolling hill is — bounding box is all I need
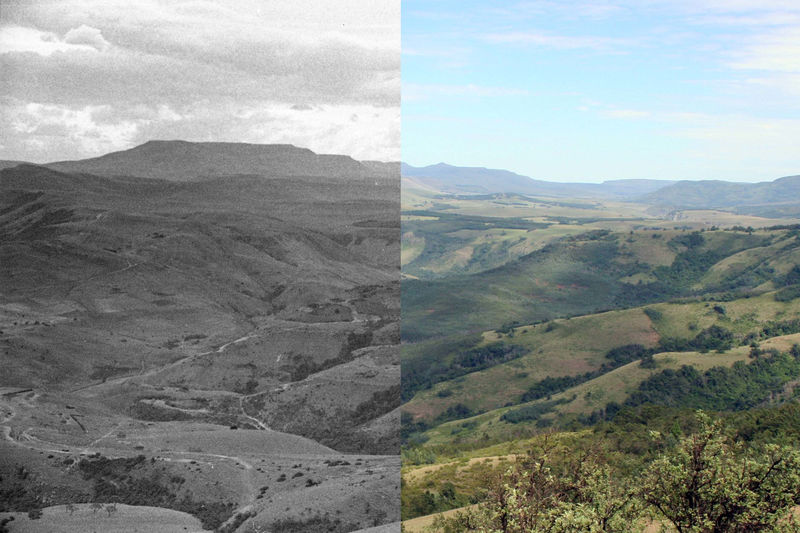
[399,184,800,529]
[402,162,800,213]
[0,143,401,531]
[639,175,800,216]
[402,225,800,341]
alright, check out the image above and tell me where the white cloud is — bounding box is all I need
[574,0,800,15]
[242,104,400,161]
[691,13,800,27]
[675,0,800,13]
[0,0,400,161]
[0,25,107,56]
[605,106,800,178]
[0,98,399,163]
[64,24,111,52]
[741,74,800,98]
[2,101,138,159]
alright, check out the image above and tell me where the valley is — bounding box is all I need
[0,142,401,532]
[400,167,800,530]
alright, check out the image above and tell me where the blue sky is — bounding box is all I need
[402,1,800,182]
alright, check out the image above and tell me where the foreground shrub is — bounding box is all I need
[432,412,800,532]
[641,413,800,533]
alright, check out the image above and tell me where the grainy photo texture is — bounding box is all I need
[0,2,401,532]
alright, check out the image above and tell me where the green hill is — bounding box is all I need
[639,175,800,216]
[402,226,800,341]
[400,175,800,532]
[403,291,800,432]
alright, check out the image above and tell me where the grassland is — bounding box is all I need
[402,222,799,341]
[416,347,752,447]
[403,291,800,425]
[400,185,800,530]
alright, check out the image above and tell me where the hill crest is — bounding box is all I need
[401,162,675,198]
[44,140,382,182]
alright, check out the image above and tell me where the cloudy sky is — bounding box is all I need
[0,0,400,162]
[403,0,800,182]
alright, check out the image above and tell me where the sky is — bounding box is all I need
[402,0,800,182]
[0,0,400,162]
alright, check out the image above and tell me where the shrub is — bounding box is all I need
[642,413,800,532]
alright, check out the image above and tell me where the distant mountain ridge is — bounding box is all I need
[4,146,798,214]
[401,162,674,199]
[402,162,800,215]
[639,175,800,209]
[42,140,394,182]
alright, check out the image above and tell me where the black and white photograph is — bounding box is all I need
[0,1,400,531]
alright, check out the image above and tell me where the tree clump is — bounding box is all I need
[433,412,800,532]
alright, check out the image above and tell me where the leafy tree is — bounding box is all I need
[434,450,641,532]
[641,412,800,532]
[429,414,800,533]
[639,352,656,369]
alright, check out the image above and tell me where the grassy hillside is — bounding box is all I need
[403,226,800,341]
[640,175,800,214]
[403,292,800,443]
[400,187,800,532]
[402,399,800,525]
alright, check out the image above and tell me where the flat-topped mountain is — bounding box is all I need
[45,140,379,181]
[401,162,674,199]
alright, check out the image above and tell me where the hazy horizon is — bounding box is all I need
[400,159,798,185]
[5,138,797,184]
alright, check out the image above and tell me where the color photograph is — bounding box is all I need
[400,2,800,531]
